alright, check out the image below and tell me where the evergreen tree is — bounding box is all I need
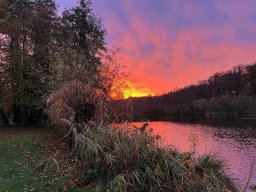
[60,0,106,87]
[0,0,58,126]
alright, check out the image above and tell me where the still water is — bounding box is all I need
[131,118,256,190]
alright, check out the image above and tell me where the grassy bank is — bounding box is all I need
[0,127,87,192]
[0,124,239,192]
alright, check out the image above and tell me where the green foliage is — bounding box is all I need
[56,0,106,91]
[0,0,107,126]
[0,0,58,126]
[62,0,105,56]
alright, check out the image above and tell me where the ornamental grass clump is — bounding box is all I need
[70,123,238,192]
[47,80,108,136]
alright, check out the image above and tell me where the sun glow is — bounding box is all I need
[110,80,154,99]
[123,88,154,99]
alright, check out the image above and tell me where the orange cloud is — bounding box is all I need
[93,0,256,96]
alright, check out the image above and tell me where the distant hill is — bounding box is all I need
[125,62,256,120]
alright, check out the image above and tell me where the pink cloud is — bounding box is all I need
[93,0,256,95]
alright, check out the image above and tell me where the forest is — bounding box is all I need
[0,0,125,127]
[127,63,256,120]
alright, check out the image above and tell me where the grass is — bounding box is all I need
[0,127,89,192]
[69,122,238,192]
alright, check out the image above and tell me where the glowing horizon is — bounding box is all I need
[109,80,154,99]
[57,0,256,95]
[123,87,155,99]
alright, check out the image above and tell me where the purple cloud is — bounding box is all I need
[57,0,256,95]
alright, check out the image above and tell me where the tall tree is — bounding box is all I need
[0,0,58,126]
[60,0,106,88]
[30,0,59,97]
[0,0,34,125]
[0,0,110,126]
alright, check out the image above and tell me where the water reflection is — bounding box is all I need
[131,118,256,190]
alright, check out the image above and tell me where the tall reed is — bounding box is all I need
[71,122,238,192]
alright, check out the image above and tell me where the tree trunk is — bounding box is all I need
[21,107,30,126]
[0,108,10,127]
[20,107,43,127]
[13,105,21,125]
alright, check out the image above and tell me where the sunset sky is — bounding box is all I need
[57,0,256,96]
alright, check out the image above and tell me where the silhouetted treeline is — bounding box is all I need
[126,63,256,120]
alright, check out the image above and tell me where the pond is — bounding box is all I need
[131,117,256,190]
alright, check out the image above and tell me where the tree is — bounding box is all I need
[0,0,59,126]
[0,0,110,126]
[59,0,106,88]
[0,0,34,125]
